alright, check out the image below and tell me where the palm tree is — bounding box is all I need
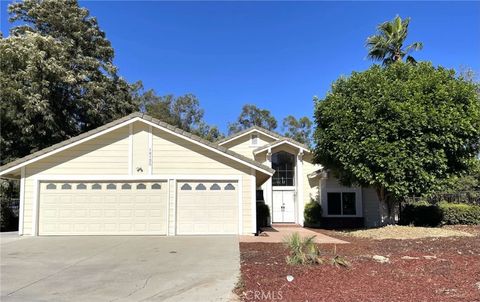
[367,15,423,65]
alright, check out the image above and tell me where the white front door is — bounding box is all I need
[272,190,295,223]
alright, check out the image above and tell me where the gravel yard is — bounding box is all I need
[341,225,474,240]
[236,226,480,302]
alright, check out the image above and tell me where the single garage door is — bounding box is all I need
[176,181,238,235]
[39,181,168,235]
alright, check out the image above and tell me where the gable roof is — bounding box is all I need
[0,112,274,177]
[217,125,307,148]
[253,139,310,154]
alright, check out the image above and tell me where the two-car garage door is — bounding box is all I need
[39,181,168,235]
[38,180,239,235]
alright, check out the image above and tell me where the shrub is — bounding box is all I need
[283,232,322,265]
[400,202,480,226]
[1,200,18,232]
[439,202,480,225]
[304,200,322,228]
[256,202,270,230]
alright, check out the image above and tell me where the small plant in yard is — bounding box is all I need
[331,255,350,267]
[283,232,322,265]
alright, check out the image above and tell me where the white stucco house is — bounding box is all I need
[0,112,387,236]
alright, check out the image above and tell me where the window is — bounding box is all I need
[121,183,131,190]
[76,183,87,190]
[136,183,146,190]
[251,134,258,145]
[224,183,235,190]
[181,183,192,190]
[327,192,356,215]
[61,183,72,190]
[210,183,221,190]
[151,183,161,190]
[92,183,102,190]
[272,151,295,186]
[46,183,56,190]
[107,183,117,190]
[195,183,206,190]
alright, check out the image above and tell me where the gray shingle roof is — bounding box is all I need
[0,112,274,175]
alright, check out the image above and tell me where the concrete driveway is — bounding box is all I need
[0,233,240,302]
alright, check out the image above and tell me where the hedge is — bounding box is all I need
[304,200,322,228]
[400,202,480,226]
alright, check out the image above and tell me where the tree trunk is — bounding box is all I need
[375,185,397,225]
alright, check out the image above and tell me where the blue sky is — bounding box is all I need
[1,1,479,133]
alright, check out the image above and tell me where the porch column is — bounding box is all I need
[266,149,273,223]
[297,150,304,226]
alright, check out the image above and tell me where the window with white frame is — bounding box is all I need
[251,134,258,145]
[327,192,356,215]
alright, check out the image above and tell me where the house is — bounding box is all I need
[0,112,387,236]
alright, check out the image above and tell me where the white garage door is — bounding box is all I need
[176,181,238,235]
[39,181,168,235]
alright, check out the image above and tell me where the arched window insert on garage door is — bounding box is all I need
[121,183,131,190]
[195,183,206,190]
[76,183,87,190]
[181,184,192,190]
[151,183,162,189]
[210,183,221,190]
[61,183,72,190]
[224,183,235,190]
[137,183,146,190]
[107,183,117,190]
[92,183,102,190]
[46,183,56,190]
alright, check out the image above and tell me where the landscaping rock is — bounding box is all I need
[372,255,389,263]
[423,255,437,260]
[286,275,294,282]
[401,256,420,260]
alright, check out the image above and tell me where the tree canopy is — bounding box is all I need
[282,115,313,146]
[314,62,480,214]
[0,0,137,164]
[366,15,423,65]
[228,104,278,135]
[140,90,223,142]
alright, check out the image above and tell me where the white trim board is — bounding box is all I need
[0,117,273,177]
[218,129,278,146]
[18,167,25,235]
[253,140,308,155]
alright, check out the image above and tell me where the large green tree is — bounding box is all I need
[228,104,277,134]
[0,0,137,165]
[366,15,423,65]
[282,115,313,147]
[141,90,223,142]
[314,62,480,218]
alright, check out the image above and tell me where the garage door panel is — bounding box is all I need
[176,181,238,235]
[39,181,168,235]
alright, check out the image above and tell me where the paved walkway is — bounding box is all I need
[240,226,348,244]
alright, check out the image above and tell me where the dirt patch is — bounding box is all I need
[236,226,480,302]
[342,225,474,240]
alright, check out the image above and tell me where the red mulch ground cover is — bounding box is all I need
[236,226,480,302]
